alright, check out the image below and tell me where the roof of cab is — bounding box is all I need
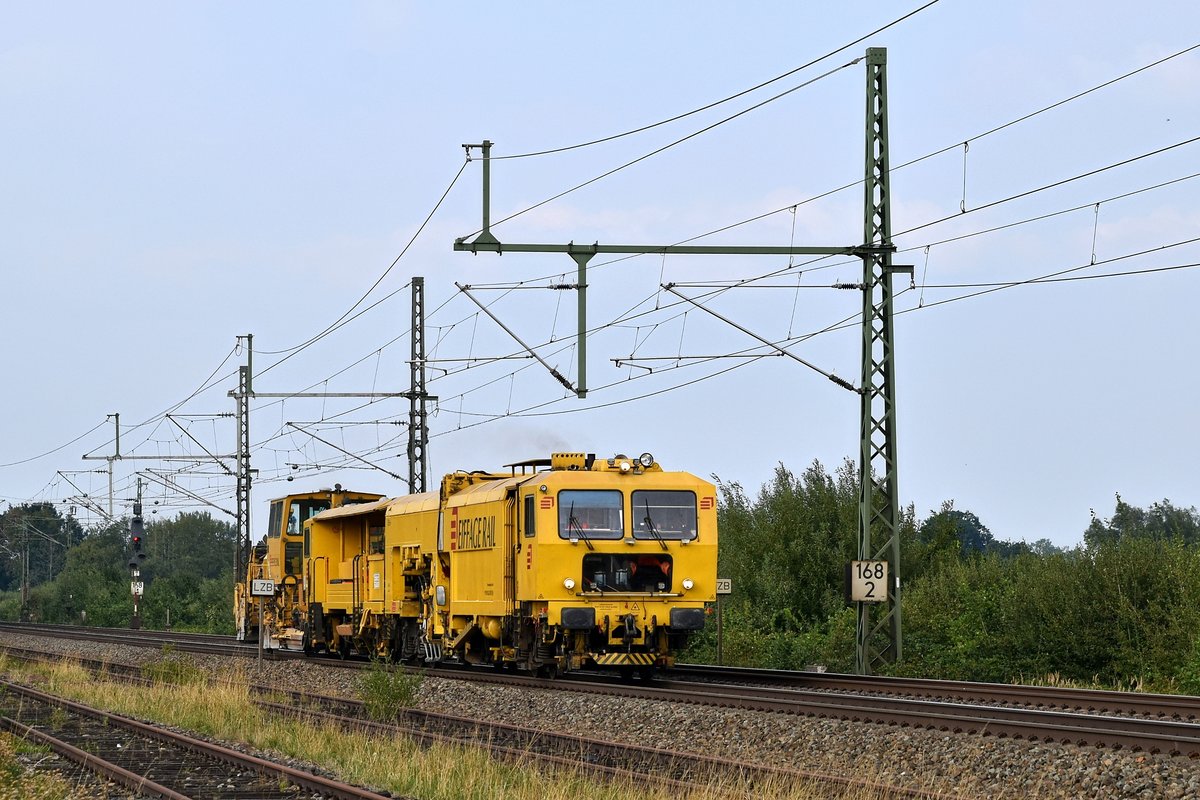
[311,496,393,521]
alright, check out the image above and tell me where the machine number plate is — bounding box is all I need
[250,579,276,597]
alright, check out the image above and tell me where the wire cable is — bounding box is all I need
[257,159,468,363]
[469,58,862,237]
[493,1,942,160]
[0,420,110,469]
[538,42,1200,282]
[895,136,1200,238]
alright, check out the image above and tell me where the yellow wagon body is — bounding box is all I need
[251,452,716,675]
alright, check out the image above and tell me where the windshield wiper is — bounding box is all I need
[567,502,595,550]
[642,500,669,551]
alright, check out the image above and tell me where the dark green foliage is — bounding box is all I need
[686,465,1200,694]
[897,538,1200,689]
[1084,494,1200,548]
[137,511,237,633]
[916,503,1029,561]
[140,511,236,583]
[0,509,235,633]
[16,520,129,626]
[142,572,235,633]
[698,459,881,670]
[714,459,859,628]
[0,503,85,592]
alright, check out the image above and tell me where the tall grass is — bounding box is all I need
[359,658,423,721]
[1,654,916,800]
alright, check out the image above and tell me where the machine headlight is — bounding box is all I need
[638,452,655,468]
[619,460,631,473]
[563,578,576,591]
[682,578,695,591]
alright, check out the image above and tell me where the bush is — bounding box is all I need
[359,659,423,721]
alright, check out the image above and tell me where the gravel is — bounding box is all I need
[3,632,1198,799]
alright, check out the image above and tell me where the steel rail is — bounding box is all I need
[0,679,396,800]
[0,645,951,799]
[8,622,1200,756]
[258,689,956,800]
[666,663,1200,719]
[0,714,191,800]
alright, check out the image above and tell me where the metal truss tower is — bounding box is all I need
[455,49,906,675]
[407,277,430,493]
[857,48,905,674]
[234,336,252,584]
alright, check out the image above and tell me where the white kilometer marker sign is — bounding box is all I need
[848,561,888,603]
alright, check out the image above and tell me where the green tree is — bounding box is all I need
[1084,494,1200,548]
[140,511,236,582]
[34,520,131,626]
[715,459,858,631]
[0,503,84,592]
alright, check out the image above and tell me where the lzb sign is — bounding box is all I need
[250,579,276,597]
[845,560,888,603]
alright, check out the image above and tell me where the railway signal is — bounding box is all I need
[128,509,146,567]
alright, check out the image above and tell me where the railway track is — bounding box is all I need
[0,621,257,659]
[666,663,1200,720]
[0,646,948,800]
[0,677,395,799]
[6,621,1200,758]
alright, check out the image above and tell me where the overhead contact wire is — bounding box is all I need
[493,0,941,160]
[257,158,468,366]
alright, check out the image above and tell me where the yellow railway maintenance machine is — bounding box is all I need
[303,452,718,676]
[235,486,384,649]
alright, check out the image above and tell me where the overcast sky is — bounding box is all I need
[2,2,1197,548]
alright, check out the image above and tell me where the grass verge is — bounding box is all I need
[1,654,910,800]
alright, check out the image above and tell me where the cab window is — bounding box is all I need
[284,542,303,575]
[557,490,623,540]
[288,499,331,535]
[582,553,673,592]
[632,490,698,540]
[523,495,536,538]
[268,501,283,539]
